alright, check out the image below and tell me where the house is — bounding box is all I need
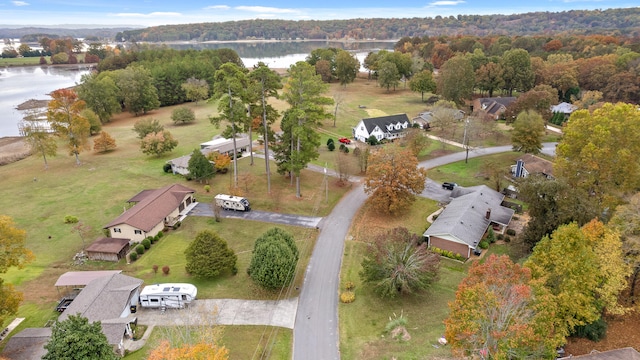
[167,134,249,176]
[412,109,465,129]
[85,238,130,262]
[58,273,143,356]
[423,185,514,259]
[559,347,640,359]
[1,327,51,360]
[473,97,516,120]
[352,114,410,143]
[104,184,196,242]
[511,154,554,179]
[551,102,577,117]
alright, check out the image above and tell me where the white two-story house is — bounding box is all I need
[352,114,410,143]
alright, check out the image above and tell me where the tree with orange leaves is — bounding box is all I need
[47,88,90,165]
[147,340,229,360]
[445,255,561,359]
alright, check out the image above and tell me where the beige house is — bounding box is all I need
[104,184,196,242]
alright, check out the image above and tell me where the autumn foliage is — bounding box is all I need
[147,340,229,360]
[93,131,117,153]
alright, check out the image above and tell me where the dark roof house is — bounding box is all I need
[353,114,410,143]
[1,327,51,360]
[473,97,516,120]
[511,153,554,179]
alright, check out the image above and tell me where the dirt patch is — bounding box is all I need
[0,137,31,166]
[564,310,640,356]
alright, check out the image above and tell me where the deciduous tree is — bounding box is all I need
[359,227,439,298]
[93,131,117,153]
[335,50,360,87]
[187,149,214,183]
[377,60,400,92]
[181,77,209,105]
[171,106,196,125]
[409,70,436,102]
[475,62,504,98]
[185,230,237,279]
[248,227,299,289]
[437,55,475,105]
[43,314,117,360]
[114,66,160,116]
[76,73,121,123]
[0,216,33,326]
[511,110,546,154]
[610,193,640,309]
[133,118,164,139]
[20,119,57,170]
[47,88,91,166]
[140,130,178,156]
[364,146,427,215]
[501,48,535,96]
[445,255,561,359]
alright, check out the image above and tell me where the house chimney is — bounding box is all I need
[486,208,491,219]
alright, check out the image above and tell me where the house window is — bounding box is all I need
[134,230,142,235]
[360,126,364,131]
[113,228,121,233]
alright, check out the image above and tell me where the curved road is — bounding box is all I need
[293,143,557,360]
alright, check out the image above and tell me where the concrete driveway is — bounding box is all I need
[189,203,322,228]
[419,178,453,203]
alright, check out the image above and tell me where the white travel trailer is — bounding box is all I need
[214,194,251,211]
[139,283,197,309]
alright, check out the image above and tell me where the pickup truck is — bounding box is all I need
[442,182,458,190]
[56,297,74,312]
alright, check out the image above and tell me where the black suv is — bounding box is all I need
[442,182,458,190]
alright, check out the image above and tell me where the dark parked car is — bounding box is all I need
[442,182,458,190]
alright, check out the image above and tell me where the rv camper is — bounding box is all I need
[139,283,197,309]
[214,194,250,211]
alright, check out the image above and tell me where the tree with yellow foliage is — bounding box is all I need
[0,215,34,325]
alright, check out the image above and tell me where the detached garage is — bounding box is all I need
[86,238,130,262]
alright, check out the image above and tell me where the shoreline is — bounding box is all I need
[143,38,399,45]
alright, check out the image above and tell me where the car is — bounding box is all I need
[339,137,351,144]
[442,182,458,190]
[473,248,482,256]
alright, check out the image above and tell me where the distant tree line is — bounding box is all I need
[117,8,640,42]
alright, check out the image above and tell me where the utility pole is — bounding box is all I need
[463,118,470,164]
[324,163,328,203]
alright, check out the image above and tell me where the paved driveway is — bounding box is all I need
[189,203,322,228]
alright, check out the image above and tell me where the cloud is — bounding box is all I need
[12,1,29,6]
[429,0,466,6]
[204,5,230,10]
[114,12,182,18]
[235,6,298,14]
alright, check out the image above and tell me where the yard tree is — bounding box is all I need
[359,227,439,298]
[93,131,117,153]
[555,103,640,213]
[335,50,360,87]
[20,120,57,170]
[140,130,178,156]
[364,146,427,215]
[114,66,160,116]
[171,106,196,125]
[525,220,631,338]
[445,255,561,359]
[249,62,282,194]
[76,73,121,123]
[511,110,546,154]
[185,230,237,278]
[409,69,436,102]
[82,108,102,135]
[475,62,505,98]
[377,60,400,91]
[208,151,231,173]
[402,127,430,157]
[43,314,117,360]
[437,55,475,105]
[281,61,334,198]
[210,62,249,188]
[133,118,164,139]
[0,216,34,326]
[47,88,91,166]
[315,60,332,82]
[248,227,299,289]
[501,48,535,96]
[187,149,214,183]
[518,176,597,249]
[543,54,578,101]
[362,51,380,79]
[181,77,209,105]
[610,193,640,308]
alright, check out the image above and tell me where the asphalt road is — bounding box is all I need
[189,203,322,228]
[292,143,558,360]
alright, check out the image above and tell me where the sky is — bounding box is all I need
[0,0,637,28]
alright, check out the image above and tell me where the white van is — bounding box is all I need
[214,194,250,211]
[139,283,197,309]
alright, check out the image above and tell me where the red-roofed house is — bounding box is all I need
[104,184,195,242]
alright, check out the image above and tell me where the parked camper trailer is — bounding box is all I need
[139,283,197,309]
[215,194,250,211]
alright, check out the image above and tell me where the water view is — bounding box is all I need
[0,41,395,137]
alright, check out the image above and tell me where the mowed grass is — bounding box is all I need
[426,152,522,187]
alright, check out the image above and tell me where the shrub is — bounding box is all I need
[340,291,356,303]
[172,221,181,229]
[141,239,151,249]
[328,142,335,151]
[504,236,511,243]
[152,265,158,273]
[353,147,361,157]
[135,244,145,255]
[342,147,350,154]
[64,215,79,224]
[153,235,159,243]
[157,231,164,238]
[506,229,516,236]
[204,185,211,193]
[163,163,173,173]
[486,228,496,243]
[479,241,489,249]
[572,317,607,341]
[162,265,170,275]
[171,106,196,124]
[326,138,334,146]
[345,281,356,291]
[129,252,138,261]
[497,234,504,240]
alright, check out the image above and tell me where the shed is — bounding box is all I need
[85,238,130,262]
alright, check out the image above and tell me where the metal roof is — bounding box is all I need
[54,270,122,287]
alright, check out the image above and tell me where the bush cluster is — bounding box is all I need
[572,317,607,341]
[478,240,489,249]
[141,239,151,249]
[340,291,356,303]
[429,246,465,261]
[64,215,79,224]
[506,228,517,236]
[344,281,356,291]
[129,252,138,261]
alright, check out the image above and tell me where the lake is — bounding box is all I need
[0,41,395,137]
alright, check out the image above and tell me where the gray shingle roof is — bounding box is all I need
[424,185,514,248]
[361,114,410,135]
[560,347,640,359]
[85,238,129,254]
[1,328,51,360]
